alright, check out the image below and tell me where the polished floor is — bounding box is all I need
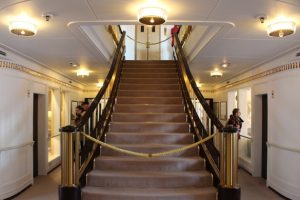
[12,167,285,200]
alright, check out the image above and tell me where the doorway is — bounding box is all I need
[136,25,160,60]
[33,94,39,177]
[33,93,47,176]
[261,94,268,179]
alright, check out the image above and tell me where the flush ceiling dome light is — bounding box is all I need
[96,82,104,88]
[267,21,296,37]
[138,7,167,25]
[9,20,37,36]
[77,69,90,77]
[210,70,223,78]
[221,62,230,68]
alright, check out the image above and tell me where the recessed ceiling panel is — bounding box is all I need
[87,0,219,22]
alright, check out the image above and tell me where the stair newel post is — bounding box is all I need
[59,125,81,200]
[218,127,241,200]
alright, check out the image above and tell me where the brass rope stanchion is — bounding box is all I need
[218,127,241,200]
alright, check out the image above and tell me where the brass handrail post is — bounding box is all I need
[59,125,81,200]
[218,127,241,200]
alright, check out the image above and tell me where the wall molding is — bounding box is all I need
[216,62,300,91]
[0,60,82,91]
[200,89,215,94]
[0,174,33,200]
[267,142,300,154]
[0,141,34,152]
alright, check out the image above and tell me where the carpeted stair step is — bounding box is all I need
[116,97,182,104]
[124,60,175,66]
[114,104,184,113]
[118,90,181,97]
[82,60,217,200]
[94,156,205,171]
[82,186,217,200]
[109,122,189,133]
[119,83,180,90]
[105,132,193,144]
[101,144,198,157]
[122,68,177,73]
[122,73,178,79]
[86,170,212,188]
[111,113,186,122]
[121,78,178,84]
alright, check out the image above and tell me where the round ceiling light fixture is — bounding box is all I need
[96,81,104,88]
[210,69,223,78]
[138,7,167,25]
[267,21,296,37]
[76,69,90,77]
[9,20,37,36]
[221,62,230,68]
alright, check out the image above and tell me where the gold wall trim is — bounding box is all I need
[0,60,82,90]
[83,89,98,93]
[216,62,300,91]
[200,89,215,93]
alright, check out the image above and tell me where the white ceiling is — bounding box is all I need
[1,0,300,87]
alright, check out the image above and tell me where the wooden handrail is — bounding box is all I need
[77,32,126,129]
[174,33,224,131]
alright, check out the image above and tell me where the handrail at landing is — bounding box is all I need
[174,32,224,131]
[173,32,241,200]
[59,31,126,200]
[77,32,126,129]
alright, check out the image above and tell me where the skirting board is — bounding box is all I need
[0,175,33,199]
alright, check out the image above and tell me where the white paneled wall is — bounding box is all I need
[211,48,300,200]
[0,56,84,199]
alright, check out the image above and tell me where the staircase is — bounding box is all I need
[82,60,217,200]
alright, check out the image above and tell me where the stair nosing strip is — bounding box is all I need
[110,122,189,124]
[115,104,183,106]
[117,96,182,98]
[112,112,185,114]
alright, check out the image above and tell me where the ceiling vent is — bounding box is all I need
[0,50,7,56]
[296,52,300,57]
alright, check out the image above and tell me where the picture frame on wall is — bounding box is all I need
[220,101,227,120]
[213,102,220,119]
[71,101,78,121]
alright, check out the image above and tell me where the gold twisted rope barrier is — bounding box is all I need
[126,35,171,46]
[82,132,217,158]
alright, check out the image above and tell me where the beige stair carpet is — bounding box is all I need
[82,60,217,200]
